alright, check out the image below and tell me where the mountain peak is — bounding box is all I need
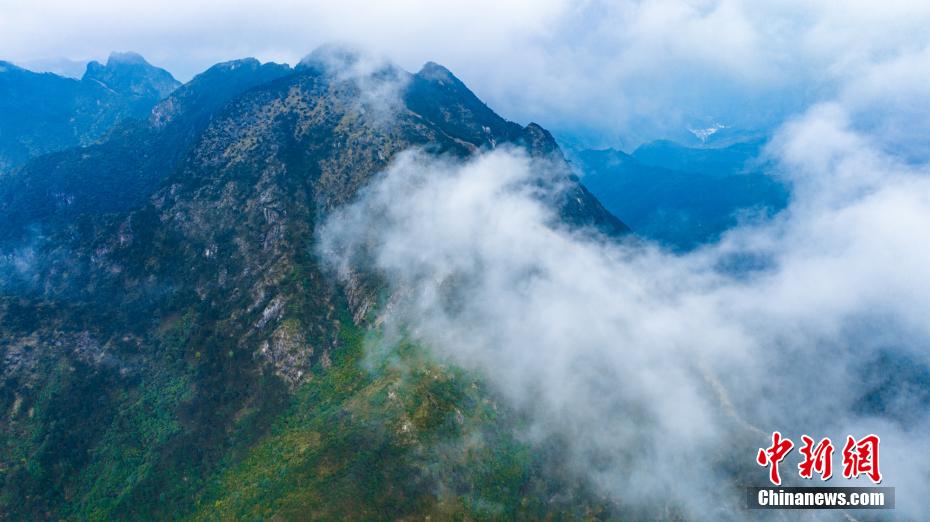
[211,57,261,70]
[417,61,455,82]
[295,44,405,84]
[298,43,362,71]
[83,51,179,98]
[106,51,148,66]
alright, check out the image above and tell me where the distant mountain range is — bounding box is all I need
[0,48,624,519]
[573,138,789,250]
[0,52,179,174]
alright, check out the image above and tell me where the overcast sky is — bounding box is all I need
[3,0,930,147]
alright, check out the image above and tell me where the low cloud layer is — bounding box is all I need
[5,1,930,145]
[318,86,930,516]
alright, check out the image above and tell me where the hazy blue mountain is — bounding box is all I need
[0,52,180,174]
[0,58,293,243]
[631,137,768,175]
[575,141,789,250]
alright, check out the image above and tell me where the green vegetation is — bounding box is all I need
[1,311,610,519]
[191,327,610,520]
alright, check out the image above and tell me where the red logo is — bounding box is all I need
[842,434,882,483]
[757,432,882,485]
[756,431,794,485]
[798,435,834,480]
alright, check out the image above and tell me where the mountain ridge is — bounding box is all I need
[0,49,627,519]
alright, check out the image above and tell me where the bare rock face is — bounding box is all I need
[260,319,314,386]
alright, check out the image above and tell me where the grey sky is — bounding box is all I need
[3,0,930,146]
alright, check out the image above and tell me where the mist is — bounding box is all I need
[5,1,930,145]
[318,63,930,516]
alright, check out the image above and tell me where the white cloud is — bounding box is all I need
[4,1,930,144]
[317,48,930,513]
